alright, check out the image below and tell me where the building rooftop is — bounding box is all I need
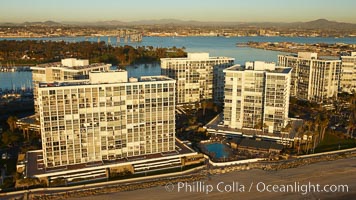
[161,52,234,61]
[204,113,297,140]
[226,64,244,71]
[38,73,174,88]
[271,67,292,74]
[26,139,195,177]
[140,76,174,82]
[17,115,38,125]
[281,52,341,61]
[225,63,292,74]
[32,60,110,71]
[238,138,284,151]
[341,52,356,57]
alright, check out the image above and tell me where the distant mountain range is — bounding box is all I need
[1,19,356,30]
[250,19,356,30]
[0,20,62,26]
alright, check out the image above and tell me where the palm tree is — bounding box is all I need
[263,123,269,134]
[305,131,314,154]
[320,117,329,141]
[282,122,292,132]
[6,116,18,132]
[281,122,292,147]
[253,120,263,136]
[305,120,313,135]
[347,112,356,138]
[347,94,356,138]
[295,125,304,155]
[311,131,320,153]
[299,121,314,154]
[201,100,208,117]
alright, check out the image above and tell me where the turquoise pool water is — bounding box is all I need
[204,143,229,159]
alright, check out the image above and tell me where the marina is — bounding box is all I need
[0,66,32,72]
[0,71,33,90]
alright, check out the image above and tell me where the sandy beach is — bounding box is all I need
[70,157,356,200]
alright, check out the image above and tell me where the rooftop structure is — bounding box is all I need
[60,58,89,68]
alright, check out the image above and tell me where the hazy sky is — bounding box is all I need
[0,0,355,23]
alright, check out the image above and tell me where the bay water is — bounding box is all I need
[0,36,354,89]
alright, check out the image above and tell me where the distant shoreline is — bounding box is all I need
[1,35,355,39]
[246,41,356,56]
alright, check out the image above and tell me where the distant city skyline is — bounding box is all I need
[0,0,355,23]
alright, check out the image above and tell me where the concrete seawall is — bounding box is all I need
[208,147,356,174]
[3,147,356,200]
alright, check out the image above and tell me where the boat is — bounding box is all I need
[236,42,248,47]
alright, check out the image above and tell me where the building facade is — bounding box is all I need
[37,71,176,168]
[31,58,111,114]
[223,61,291,133]
[278,52,341,102]
[161,53,234,105]
[340,52,356,93]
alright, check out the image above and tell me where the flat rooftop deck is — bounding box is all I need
[26,139,195,177]
[38,75,174,88]
[205,113,297,140]
[33,62,109,70]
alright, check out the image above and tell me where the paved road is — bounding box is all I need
[73,157,356,200]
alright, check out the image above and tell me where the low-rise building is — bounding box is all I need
[22,141,202,187]
[232,138,284,154]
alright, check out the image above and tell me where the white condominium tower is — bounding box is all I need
[31,58,111,114]
[340,52,356,94]
[37,71,176,168]
[161,53,234,105]
[278,52,341,102]
[223,61,292,133]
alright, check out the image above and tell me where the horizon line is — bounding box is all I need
[0,18,355,25]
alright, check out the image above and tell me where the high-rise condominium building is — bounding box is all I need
[278,52,341,102]
[37,71,176,168]
[31,58,111,114]
[161,53,234,105]
[340,52,356,94]
[223,61,292,133]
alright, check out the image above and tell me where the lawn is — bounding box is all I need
[315,132,356,153]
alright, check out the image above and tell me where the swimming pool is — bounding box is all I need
[204,143,230,159]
